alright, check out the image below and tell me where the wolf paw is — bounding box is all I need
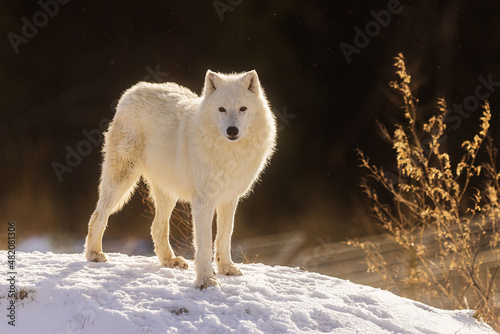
[86,251,108,263]
[218,263,243,276]
[163,256,189,269]
[196,276,221,290]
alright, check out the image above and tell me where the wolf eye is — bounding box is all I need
[239,106,247,112]
[218,107,226,112]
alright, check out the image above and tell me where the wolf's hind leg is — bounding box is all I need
[85,155,141,262]
[150,186,188,269]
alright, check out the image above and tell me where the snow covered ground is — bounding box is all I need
[0,251,496,334]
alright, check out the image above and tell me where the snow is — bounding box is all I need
[0,251,495,334]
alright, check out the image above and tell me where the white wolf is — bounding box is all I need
[84,70,277,289]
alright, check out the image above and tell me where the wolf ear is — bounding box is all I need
[203,70,222,96]
[242,70,261,95]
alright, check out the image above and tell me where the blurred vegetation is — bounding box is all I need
[1,1,500,256]
[353,54,499,329]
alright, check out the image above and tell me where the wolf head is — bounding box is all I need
[200,70,271,142]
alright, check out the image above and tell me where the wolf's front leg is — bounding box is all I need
[192,195,220,289]
[215,200,242,276]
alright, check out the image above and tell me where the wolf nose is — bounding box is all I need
[226,126,239,139]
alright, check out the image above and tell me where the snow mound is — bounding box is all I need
[0,251,495,333]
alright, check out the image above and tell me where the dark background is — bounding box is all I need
[1,1,500,252]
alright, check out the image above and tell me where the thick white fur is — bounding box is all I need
[84,70,277,289]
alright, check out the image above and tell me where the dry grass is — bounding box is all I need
[352,53,500,330]
[1,287,36,301]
